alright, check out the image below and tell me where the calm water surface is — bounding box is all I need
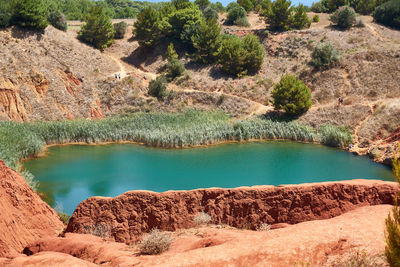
[24,142,394,214]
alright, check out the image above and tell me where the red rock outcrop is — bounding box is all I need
[16,205,394,266]
[0,78,29,121]
[66,179,398,244]
[0,160,64,257]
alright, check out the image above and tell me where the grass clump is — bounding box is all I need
[318,124,352,148]
[234,118,316,142]
[194,211,212,225]
[138,229,173,255]
[331,249,387,267]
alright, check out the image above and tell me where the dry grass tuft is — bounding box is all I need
[138,229,174,255]
[193,212,212,226]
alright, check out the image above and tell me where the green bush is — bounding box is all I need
[226,2,241,12]
[194,0,210,11]
[148,76,168,99]
[373,0,400,29]
[313,14,320,22]
[78,6,115,50]
[48,10,67,31]
[226,6,247,25]
[138,229,174,255]
[218,34,264,77]
[58,212,71,225]
[291,4,311,29]
[327,0,348,12]
[238,0,254,12]
[134,7,170,48]
[0,0,13,28]
[210,2,225,12]
[191,18,221,63]
[12,0,48,30]
[166,43,178,62]
[329,5,356,29]
[385,145,400,266]
[168,4,203,44]
[234,16,251,26]
[272,75,312,115]
[311,42,339,68]
[355,0,376,14]
[318,124,352,147]
[166,59,186,80]
[265,0,292,30]
[113,21,127,39]
[203,6,219,20]
[310,1,328,13]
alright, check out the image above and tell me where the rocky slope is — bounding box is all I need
[66,180,398,245]
[0,160,63,257]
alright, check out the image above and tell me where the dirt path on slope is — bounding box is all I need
[350,103,374,153]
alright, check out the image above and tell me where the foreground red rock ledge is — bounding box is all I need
[0,160,64,258]
[66,179,398,244]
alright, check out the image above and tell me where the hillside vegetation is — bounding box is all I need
[0,0,399,167]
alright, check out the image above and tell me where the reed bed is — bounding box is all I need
[0,110,353,190]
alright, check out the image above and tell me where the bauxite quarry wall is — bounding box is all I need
[66,180,398,244]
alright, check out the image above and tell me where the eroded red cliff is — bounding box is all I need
[0,161,64,257]
[66,179,398,244]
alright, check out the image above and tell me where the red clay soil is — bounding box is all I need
[8,205,393,266]
[0,160,64,258]
[66,180,398,244]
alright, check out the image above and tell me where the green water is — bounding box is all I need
[24,142,394,214]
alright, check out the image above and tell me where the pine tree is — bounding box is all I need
[291,4,311,29]
[78,6,115,50]
[12,0,48,30]
[133,7,170,48]
[386,145,400,267]
[266,0,292,31]
[191,18,221,63]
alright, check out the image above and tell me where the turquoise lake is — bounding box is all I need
[24,142,395,214]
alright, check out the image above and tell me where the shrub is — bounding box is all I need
[226,6,247,25]
[21,170,39,192]
[234,16,251,26]
[58,212,71,225]
[329,6,356,30]
[257,223,271,231]
[265,0,292,31]
[210,2,225,13]
[166,59,186,80]
[272,75,312,115]
[0,0,13,28]
[310,1,328,13]
[134,7,169,48]
[48,10,67,31]
[194,0,210,11]
[355,18,365,27]
[385,145,400,266]
[291,4,311,29]
[191,18,221,63]
[166,43,178,62]
[78,6,115,50]
[313,14,320,22]
[218,34,264,77]
[238,0,254,12]
[331,249,387,267]
[193,211,212,225]
[311,42,339,69]
[226,2,241,12]
[318,124,352,147]
[148,76,167,99]
[355,0,376,15]
[138,229,173,255]
[203,6,219,20]
[113,21,127,39]
[12,0,48,30]
[327,0,348,12]
[373,0,400,30]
